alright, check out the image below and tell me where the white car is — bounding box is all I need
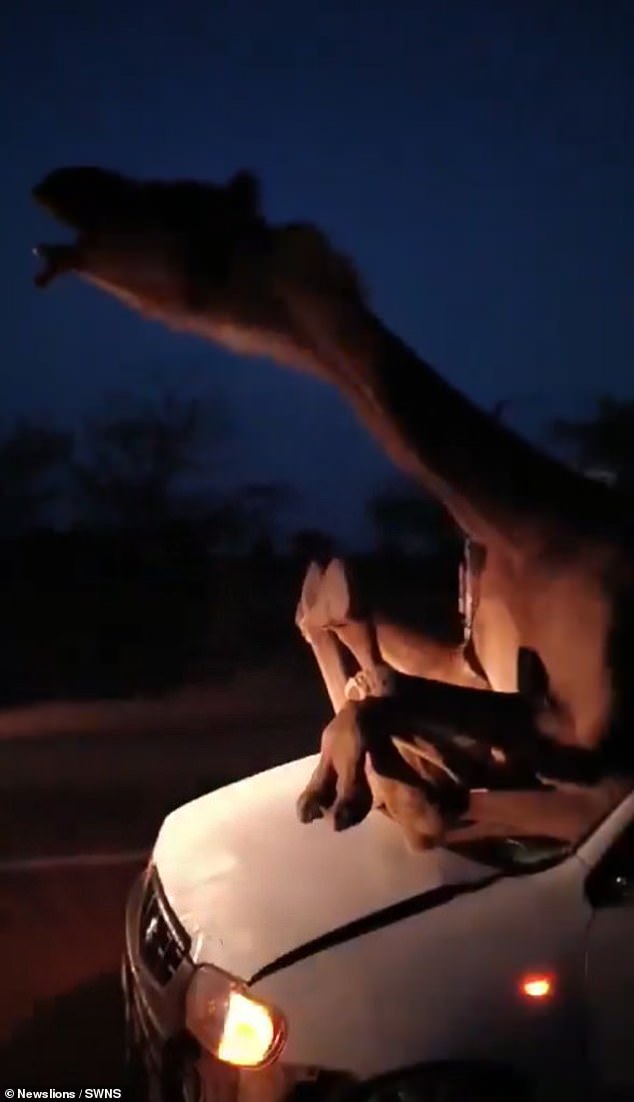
[123,755,634,1101]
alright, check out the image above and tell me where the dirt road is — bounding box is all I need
[0,856,143,1085]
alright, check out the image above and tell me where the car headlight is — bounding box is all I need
[185,965,287,1069]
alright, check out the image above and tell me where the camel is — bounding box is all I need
[31,165,634,847]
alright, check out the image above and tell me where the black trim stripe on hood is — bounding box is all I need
[249,872,501,985]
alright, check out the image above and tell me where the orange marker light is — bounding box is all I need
[520,973,554,1000]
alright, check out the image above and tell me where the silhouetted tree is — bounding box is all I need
[236,482,297,555]
[0,419,72,535]
[71,388,233,532]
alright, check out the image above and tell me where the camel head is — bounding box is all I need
[32,164,260,299]
[32,166,369,376]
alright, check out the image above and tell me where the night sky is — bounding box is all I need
[2,0,633,546]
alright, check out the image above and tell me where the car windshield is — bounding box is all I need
[443,781,632,874]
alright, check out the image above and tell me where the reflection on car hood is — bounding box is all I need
[153,755,496,980]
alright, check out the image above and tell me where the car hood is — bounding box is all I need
[153,755,496,981]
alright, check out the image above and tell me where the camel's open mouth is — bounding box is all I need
[32,241,81,288]
[32,164,129,289]
[32,175,84,288]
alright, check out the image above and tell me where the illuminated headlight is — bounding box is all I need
[185,965,287,1069]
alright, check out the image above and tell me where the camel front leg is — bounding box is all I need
[295,561,351,712]
[299,698,463,850]
[373,676,604,785]
[294,558,472,849]
[295,678,607,847]
[294,561,357,820]
[295,560,396,826]
[298,557,499,782]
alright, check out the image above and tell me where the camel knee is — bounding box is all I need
[295,559,326,638]
[296,557,384,668]
[296,557,357,630]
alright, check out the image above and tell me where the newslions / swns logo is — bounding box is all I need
[6,1092,122,1099]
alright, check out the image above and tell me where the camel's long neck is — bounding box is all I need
[315,311,607,554]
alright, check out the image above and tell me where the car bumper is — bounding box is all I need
[123,867,353,1102]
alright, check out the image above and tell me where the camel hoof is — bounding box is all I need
[297,787,327,823]
[332,789,373,832]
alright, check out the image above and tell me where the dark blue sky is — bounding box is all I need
[2,0,632,545]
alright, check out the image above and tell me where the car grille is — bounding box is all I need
[138,867,192,985]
